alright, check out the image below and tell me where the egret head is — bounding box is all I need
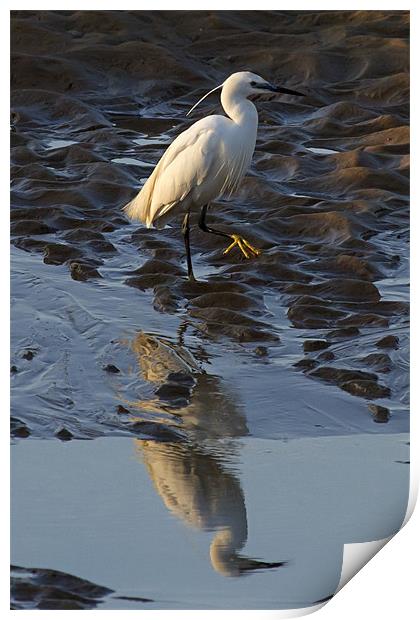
[225,71,305,99]
[186,71,304,116]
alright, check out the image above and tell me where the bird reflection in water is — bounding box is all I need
[124,330,286,576]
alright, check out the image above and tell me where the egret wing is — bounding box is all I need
[123,118,224,227]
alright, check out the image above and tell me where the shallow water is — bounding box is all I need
[11,434,409,609]
[11,9,409,610]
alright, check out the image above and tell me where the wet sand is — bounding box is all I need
[11,9,409,610]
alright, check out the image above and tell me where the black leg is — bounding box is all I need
[182,211,195,281]
[198,204,231,240]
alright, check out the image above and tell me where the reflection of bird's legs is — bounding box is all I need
[176,319,189,347]
[182,210,195,281]
[198,204,261,259]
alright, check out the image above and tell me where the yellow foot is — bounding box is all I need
[223,234,261,259]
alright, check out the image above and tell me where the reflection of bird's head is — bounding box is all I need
[210,528,287,577]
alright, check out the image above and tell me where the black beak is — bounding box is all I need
[265,83,305,97]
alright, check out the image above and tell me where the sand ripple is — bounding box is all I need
[11,10,409,438]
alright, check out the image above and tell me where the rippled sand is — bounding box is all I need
[11,10,409,441]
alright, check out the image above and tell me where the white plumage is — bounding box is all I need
[122,71,304,278]
[123,71,263,227]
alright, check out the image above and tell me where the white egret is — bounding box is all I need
[123,71,304,280]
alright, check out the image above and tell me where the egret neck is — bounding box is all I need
[221,81,258,130]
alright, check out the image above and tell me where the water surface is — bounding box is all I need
[11,433,409,609]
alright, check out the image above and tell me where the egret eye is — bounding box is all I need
[250,81,257,87]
